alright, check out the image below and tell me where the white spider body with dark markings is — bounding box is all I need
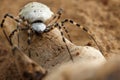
[19,2,54,22]
[19,2,54,33]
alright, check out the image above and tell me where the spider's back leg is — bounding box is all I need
[60,19,103,54]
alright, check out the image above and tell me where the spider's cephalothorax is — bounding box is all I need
[0,2,102,61]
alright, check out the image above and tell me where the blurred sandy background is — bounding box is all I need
[0,0,120,57]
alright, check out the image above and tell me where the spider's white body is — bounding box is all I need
[19,2,54,32]
[19,2,54,23]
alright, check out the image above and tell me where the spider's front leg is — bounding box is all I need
[0,13,21,46]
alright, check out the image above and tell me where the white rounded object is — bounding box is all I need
[19,2,54,23]
[31,23,46,32]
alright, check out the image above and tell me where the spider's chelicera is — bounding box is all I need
[0,2,102,61]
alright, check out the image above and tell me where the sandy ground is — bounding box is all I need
[0,0,120,58]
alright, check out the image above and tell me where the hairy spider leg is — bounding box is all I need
[61,19,103,54]
[8,23,21,47]
[9,26,29,46]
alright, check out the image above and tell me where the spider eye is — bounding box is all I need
[31,23,46,33]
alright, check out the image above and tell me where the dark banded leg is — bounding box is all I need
[61,19,103,54]
[54,8,63,23]
[9,27,28,40]
[9,27,29,47]
[2,28,13,46]
[55,23,73,61]
[62,25,72,42]
[8,23,20,47]
[9,28,17,44]
[0,14,21,46]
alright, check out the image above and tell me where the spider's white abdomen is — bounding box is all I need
[19,2,54,23]
[32,23,46,33]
